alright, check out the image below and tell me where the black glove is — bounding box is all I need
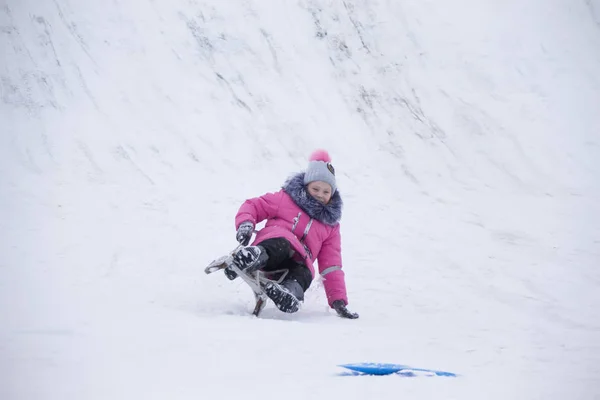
[235,221,254,246]
[332,300,359,319]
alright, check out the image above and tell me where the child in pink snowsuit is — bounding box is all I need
[226,150,359,319]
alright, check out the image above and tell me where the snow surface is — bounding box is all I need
[1,0,600,399]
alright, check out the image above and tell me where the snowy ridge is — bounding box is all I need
[1,1,599,399]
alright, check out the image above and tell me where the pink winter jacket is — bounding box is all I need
[234,174,348,307]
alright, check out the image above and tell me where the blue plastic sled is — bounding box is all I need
[339,363,457,377]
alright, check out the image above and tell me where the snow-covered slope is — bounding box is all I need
[1,1,599,399]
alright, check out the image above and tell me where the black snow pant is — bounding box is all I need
[256,237,312,293]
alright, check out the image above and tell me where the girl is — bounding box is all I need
[225,150,358,319]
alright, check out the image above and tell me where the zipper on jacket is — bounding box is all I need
[301,218,313,242]
[301,219,314,260]
[291,212,301,233]
[291,215,314,260]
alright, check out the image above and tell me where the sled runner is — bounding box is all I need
[205,245,289,316]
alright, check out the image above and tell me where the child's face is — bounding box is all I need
[307,181,333,205]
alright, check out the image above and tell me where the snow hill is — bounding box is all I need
[1,1,599,399]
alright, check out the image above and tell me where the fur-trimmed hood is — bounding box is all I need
[282,172,342,226]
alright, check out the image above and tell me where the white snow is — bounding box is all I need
[1,0,600,399]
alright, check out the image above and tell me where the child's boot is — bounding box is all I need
[224,246,268,280]
[264,279,304,313]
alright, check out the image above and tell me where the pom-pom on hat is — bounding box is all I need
[303,149,337,194]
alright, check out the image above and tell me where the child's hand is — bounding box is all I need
[332,300,359,319]
[236,221,254,246]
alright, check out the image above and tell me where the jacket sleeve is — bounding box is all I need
[316,224,349,307]
[235,191,282,229]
